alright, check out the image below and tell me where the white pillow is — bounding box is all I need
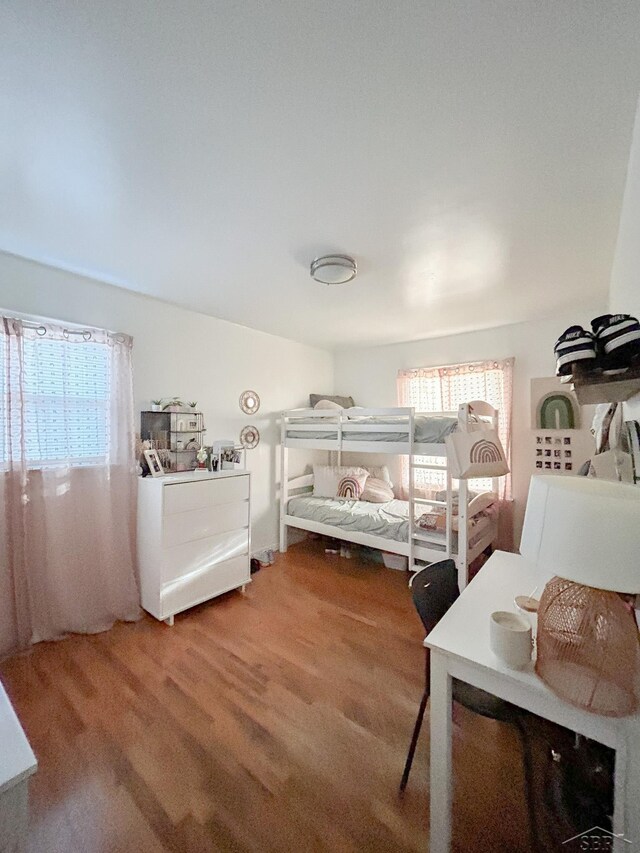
[313,464,368,498]
[314,399,343,410]
[363,464,393,486]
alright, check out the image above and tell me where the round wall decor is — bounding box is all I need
[239,390,260,415]
[240,425,260,449]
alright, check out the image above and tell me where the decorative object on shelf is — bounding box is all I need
[144,448,164,477]
[552,313,640,404]
[240,425,260,449]
[196,446,208,469]
[520,475,640,717]
[151,399,162,412]
[162,397,185,412]
[239,390,260,415]
[310,254,357,285]
[189,401,197,409]
[531,377,580,430]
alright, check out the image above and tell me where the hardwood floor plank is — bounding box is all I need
[1,540,537,852]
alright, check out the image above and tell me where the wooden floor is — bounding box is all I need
[1,542,533,853]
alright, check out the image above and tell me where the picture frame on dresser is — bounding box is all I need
[144,448,164,477]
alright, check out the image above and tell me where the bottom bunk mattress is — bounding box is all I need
[286,495,493,547]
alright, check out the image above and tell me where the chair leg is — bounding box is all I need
[514,719,538,852]
[400,692,428,792]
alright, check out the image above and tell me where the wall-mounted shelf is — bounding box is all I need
[571,364,640,405]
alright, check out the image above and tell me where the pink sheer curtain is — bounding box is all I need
[397,358,515,549]
[0,317,140,658]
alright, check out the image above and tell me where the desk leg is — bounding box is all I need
[430,651,453,853]
[615,724,640,852]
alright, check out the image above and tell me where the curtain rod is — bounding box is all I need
[3,315,128,343]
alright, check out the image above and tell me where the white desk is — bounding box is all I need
[0,680,37,853]
[426,550,640,853]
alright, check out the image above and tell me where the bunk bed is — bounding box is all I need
[279,401,503,590]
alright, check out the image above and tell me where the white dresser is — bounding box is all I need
[0,681,37,853]
[137,470,251,624]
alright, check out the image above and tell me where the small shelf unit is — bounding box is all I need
[141,410,205,473]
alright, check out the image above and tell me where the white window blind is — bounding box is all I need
[2,336,110,466]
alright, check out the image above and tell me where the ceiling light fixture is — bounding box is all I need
[310,254,357,285]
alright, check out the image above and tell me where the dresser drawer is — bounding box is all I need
[163,476,249,515]
[162,528,248,583]
[160,554,250,619]
[163,502,249,548]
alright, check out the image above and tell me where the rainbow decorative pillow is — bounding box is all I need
[336,471,368,500]
[313,465,368,498]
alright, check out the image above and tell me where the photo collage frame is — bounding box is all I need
[534,433,573,473]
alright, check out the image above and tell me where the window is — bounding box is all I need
[397,358,513,499]
[1,334,111,467]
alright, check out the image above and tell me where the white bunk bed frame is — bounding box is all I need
[279,401,501,591]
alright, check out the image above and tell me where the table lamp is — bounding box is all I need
[520,475,640,717]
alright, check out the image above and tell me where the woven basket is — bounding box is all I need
[536,576,640,717]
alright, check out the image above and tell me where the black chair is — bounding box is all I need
[399,559,537,847]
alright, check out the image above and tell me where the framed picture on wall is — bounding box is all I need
[531,377,580,430]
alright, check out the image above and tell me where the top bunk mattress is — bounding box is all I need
[285,414,459,444]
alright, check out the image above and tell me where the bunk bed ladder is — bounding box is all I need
[408,407,416,572]
[279,415,288,553]
[445,464,453,570]
[456,404,470,590]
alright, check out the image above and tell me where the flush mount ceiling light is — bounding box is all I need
[310,254,357,285]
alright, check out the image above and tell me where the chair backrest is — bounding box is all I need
[409,559,459,635]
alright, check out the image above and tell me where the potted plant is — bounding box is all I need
[189,401,198,409]
[162,397,184,412]
[151,399,162,412]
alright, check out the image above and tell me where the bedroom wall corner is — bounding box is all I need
[333,307,607,548]
[0,251,334,555]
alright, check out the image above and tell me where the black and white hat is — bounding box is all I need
[554,326,597,378]
[591,314,640,372]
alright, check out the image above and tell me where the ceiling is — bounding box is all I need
[2,1,640,350]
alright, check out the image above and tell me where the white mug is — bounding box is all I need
[490,610,532,669]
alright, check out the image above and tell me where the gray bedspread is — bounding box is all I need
[287,495,492,547]
[288,495,411,541]
[286,414,458,444]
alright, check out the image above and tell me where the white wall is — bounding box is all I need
[334,307,605,545]
[0,251,333,553]
[610,96,640,421]
[610,96,640,319]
